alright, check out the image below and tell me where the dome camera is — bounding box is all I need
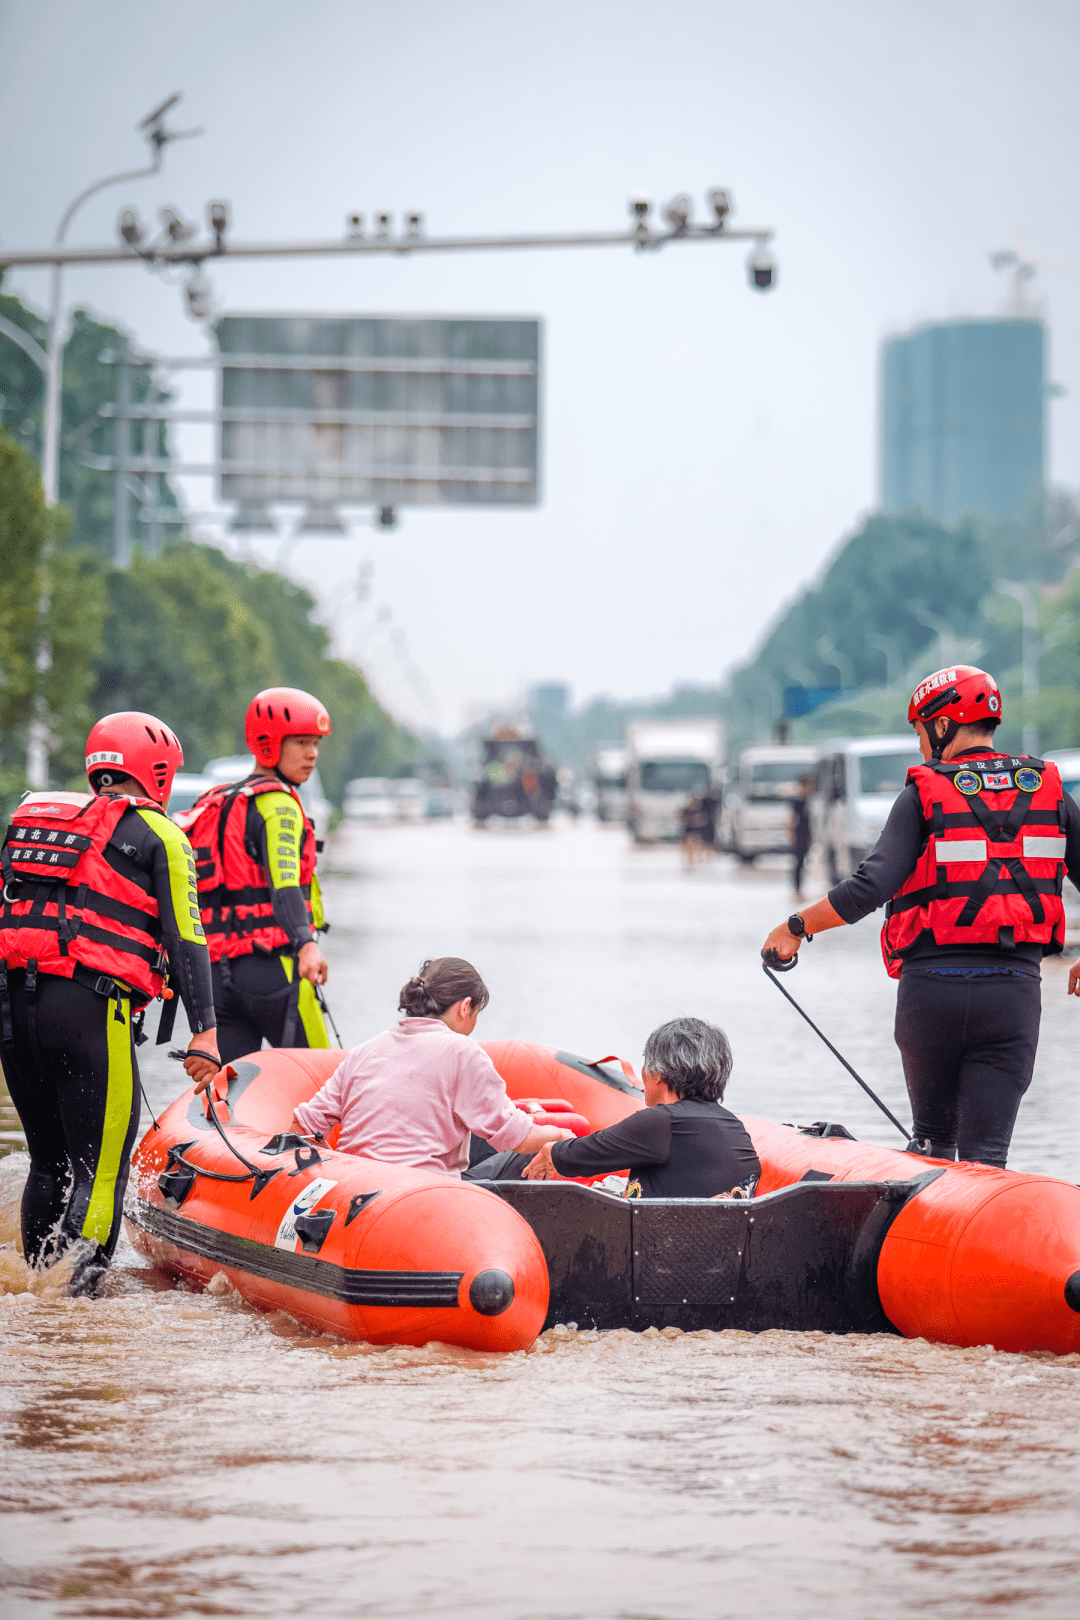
[747,243,776,291]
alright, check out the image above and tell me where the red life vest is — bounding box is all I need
[178,774,317,962]
[0,790,169,1000]
[880,753,1067,979]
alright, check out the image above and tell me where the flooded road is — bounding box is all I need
[3,819,1079,1617]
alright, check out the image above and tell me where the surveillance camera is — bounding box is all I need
[405,211,424,237]
[160,205,194,244]
[630,198,652,220]
[664,194,693,229]
[747,244,776,291]
[208,200,229,234]
[347,212,365,237]
[377,504,397,529]
[706,187,732,223]
[185,269,214,321]
[375,211,391,237]
[118,208,145,248]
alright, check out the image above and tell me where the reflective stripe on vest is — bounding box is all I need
[880,755,1067,979]
[0,791,167,998]
[179,774,316,962]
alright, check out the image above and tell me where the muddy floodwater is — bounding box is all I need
[3,820,1079,1617]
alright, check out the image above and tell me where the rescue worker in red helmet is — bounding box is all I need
[761,666,1080,1167]
[178,687,332,1064]
[0,712,219,1294]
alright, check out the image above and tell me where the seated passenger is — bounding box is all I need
[290,957,571,1175]
[521,1016,760,1197]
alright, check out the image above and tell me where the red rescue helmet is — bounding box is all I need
[85,711,184,805]
[245,686,331,769]
[908,665,1002,730]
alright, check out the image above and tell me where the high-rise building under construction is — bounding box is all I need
[881,318,1045,522]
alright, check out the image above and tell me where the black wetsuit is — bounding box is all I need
[828,751,1080,1166]
[467,1100,761,1199]
[1,804,215,1286]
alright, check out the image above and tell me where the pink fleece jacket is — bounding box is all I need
[292,1016,531,1176]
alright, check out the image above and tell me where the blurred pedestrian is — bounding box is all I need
[790,774,815,898]
[681,794,709,868]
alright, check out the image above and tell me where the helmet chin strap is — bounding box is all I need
[931,718,961,761]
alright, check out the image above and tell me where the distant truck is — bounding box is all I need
[816,734,923,883]
[472,728,557,825]
[625,719,724,844]
[719,744,819,864]
[592,744,629,824]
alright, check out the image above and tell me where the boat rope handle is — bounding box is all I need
[761,960,910,1139]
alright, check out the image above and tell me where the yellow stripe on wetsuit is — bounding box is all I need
[254,791,308,894]
[81,994,134,1247]
[279,953,329,1048]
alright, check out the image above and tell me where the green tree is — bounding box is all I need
[89,546,278,772]
[0,427,106,815]
[88,541,415,801]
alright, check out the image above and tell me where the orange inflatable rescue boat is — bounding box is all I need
[127,1041,1080,1354]
[483,1040,1080,1355]
[127,1050,553,1351]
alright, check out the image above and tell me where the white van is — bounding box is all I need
[817,735,923,883]
[625,720,724,844]
[593,745,629,824]
[720,744,820,864]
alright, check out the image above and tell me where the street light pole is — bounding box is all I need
[39,93,200,506]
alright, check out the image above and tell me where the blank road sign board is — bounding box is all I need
[215,314,540,525]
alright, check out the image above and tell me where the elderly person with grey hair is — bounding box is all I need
[521,1016,760,1198]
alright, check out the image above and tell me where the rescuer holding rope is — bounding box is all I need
[0,712,220,1293]
[761,666,1080,1167]
[179,687,332,1064]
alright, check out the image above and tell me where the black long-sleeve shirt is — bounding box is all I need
[105,805,216,1031]
[550,1098,761,1199]
[827,750,1080,978]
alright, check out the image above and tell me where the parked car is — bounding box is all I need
[168,772,216,819]
[719,744,819,863]
[425,787,457,819]
[816,735,923,883]
[201,754,333,843]
[592,744,629,824]
[625,720,724,844]
[343,777,397,824]
[393,778,427,823]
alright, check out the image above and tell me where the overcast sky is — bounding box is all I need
[1,0,1077,734]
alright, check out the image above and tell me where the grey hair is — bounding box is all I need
[642,1016,733,1102]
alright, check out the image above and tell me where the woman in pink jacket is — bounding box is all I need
[291,957,570,1175]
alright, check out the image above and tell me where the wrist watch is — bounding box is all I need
[787,912,813,941]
